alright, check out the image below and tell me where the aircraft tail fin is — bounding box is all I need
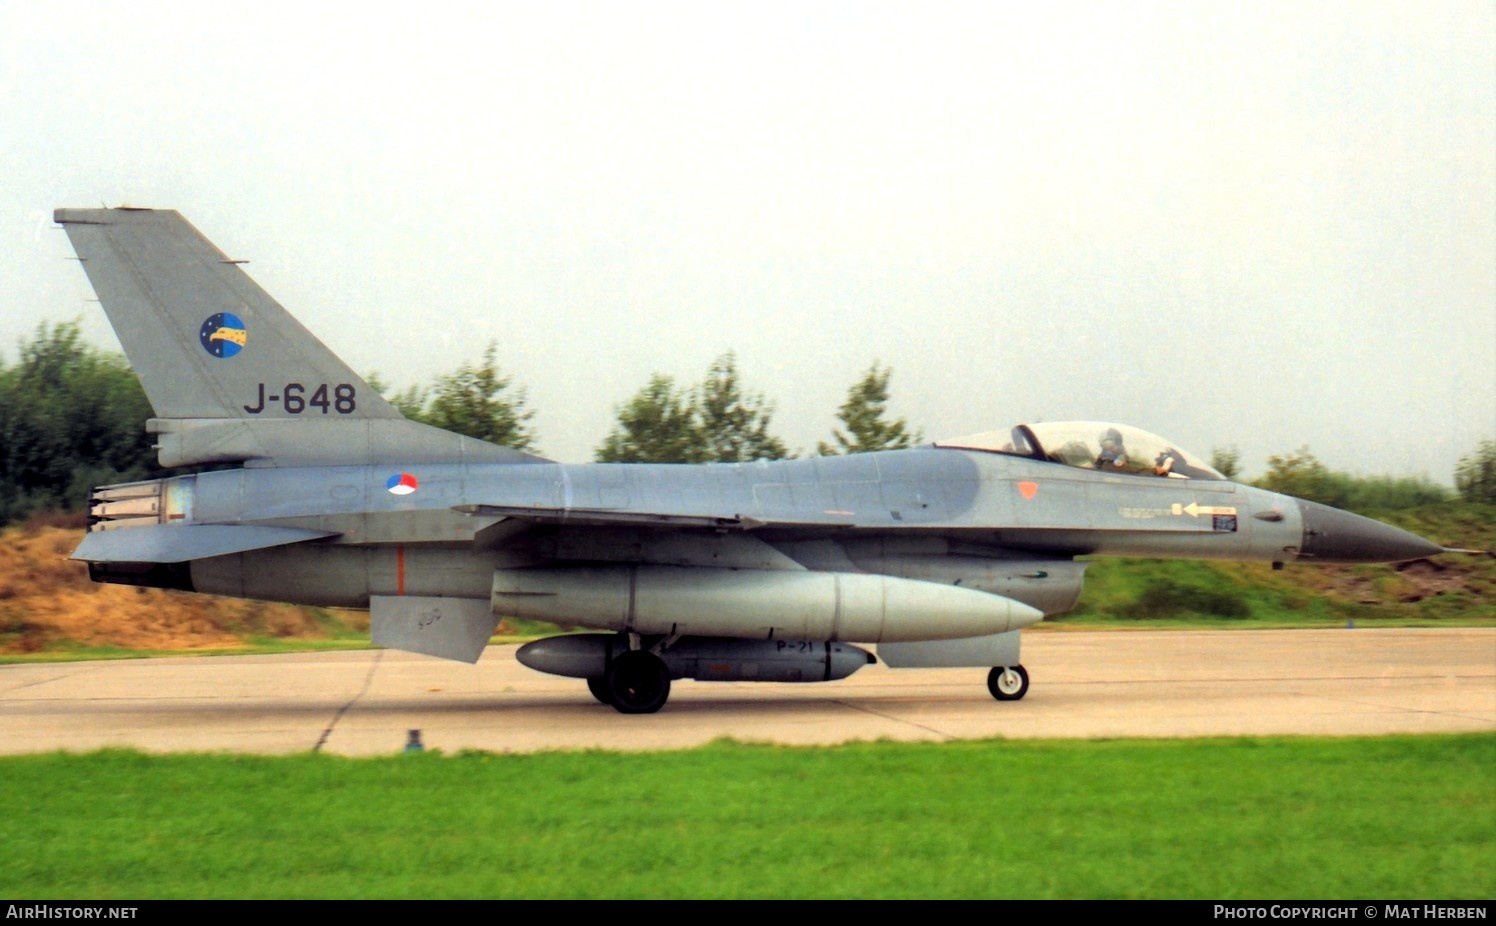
[54,207,400,422]
[55,208,549,468]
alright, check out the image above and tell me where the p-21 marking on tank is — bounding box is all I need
[56,208,1448,713]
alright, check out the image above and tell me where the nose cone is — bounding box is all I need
[1296,500,1445,563]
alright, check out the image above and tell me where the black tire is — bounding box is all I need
[586,676,613,706]
[606,650,671,714]
[987,664,1029,701]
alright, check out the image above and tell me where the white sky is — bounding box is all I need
[2,1,1492,477]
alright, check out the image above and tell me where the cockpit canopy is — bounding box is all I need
[934,421,1227,481]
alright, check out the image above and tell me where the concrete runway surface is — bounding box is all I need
[2,629,1492,756]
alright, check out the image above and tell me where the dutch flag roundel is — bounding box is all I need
[386,472,419,496]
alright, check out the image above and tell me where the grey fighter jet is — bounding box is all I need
[55,208,1447,713]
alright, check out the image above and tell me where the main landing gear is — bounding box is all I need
[585,676,612,706]
[987,664,1029,701]
[588,649,672,714]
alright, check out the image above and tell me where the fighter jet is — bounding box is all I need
[54,208,1447,712]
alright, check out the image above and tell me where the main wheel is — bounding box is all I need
[606,650,671,714]
[987,664,1029,701]
[586,676,613,706]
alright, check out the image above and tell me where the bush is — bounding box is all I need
[1119,580,1251,620]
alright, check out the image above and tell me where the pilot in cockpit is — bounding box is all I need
[1154,448,1181,476]
[1096,428,1130,470]
[934,423,1227,482]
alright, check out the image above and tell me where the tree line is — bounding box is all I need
[0,324,157,524]
[376,347,920,465]
[0,325,1491,526]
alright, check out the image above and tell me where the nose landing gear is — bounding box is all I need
[987,664,1029,701]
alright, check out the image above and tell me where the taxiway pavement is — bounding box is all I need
[3,628,1492,756]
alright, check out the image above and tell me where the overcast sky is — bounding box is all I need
[2,1,1492,478]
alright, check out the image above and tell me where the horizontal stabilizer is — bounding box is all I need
[370,596,498,663]
[72,524,339,564]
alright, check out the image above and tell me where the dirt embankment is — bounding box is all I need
[0,519,361,654]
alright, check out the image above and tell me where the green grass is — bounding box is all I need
[2,734,1491,899]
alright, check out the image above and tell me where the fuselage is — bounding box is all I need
[85,445,1438,619]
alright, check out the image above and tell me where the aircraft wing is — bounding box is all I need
[451,504,855,531]
[72,524,340,563]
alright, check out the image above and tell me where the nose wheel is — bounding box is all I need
[987,664,1029,701]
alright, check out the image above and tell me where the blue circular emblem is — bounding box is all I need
[199,313,246,358]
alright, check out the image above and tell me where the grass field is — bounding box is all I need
[4,734,1491,899]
